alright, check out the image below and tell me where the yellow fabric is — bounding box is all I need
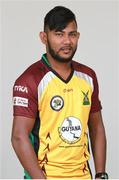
[38,74,92,179]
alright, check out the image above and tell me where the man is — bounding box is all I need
[11,6,108,179]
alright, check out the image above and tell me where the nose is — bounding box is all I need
[63,34,71,44]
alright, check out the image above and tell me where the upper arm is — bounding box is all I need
[88,111,105,134]
[12,116,35,138]
[90,71,102,113]
[13,73,38,118]
[12,71,38,140]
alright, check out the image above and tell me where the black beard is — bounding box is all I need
[47,41,77,63]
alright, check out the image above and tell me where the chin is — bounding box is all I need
[55,56,73,63]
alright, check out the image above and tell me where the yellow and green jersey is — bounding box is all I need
[13,53,102,179]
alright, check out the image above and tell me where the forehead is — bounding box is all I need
[48,21,78,33]
[61,21,77,32]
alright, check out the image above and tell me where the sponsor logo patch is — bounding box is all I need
[58,116,82,144]
[50,95,64,111]
[13,96,28,107]
[82,90,90,105]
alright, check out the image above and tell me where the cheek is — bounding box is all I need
[48,38,61,50]
[72,39,78,48]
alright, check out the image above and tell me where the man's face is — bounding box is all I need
[45,21,80,63]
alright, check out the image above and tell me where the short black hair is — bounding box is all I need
[44,6,77,32]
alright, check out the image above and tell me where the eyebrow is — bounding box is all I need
[55,30,77,33]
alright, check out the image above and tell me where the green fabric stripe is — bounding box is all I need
[29,133,35,146]
[24,169,31,179]
[24,133,35,179]
[42,54,51,67]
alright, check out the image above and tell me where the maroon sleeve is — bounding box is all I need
[13,73,38,118]
[90,71,102,113]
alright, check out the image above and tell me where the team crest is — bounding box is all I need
[50,95,64,111]
[58,116,82,144]
[82,90,90,105]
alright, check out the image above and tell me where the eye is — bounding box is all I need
[55,32,63,37]
[69,32,78,38]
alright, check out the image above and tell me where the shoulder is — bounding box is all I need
[14,60,49,86]
[72,60,97,78]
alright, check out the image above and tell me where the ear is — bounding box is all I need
[39,32,47,45]
[77,32,80,39]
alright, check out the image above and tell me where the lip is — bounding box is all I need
[63,50,71,54]
[61,47,72,50]
[60,47,72,53]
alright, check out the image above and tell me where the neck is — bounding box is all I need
[46,53,72,72]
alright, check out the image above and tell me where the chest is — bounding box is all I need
[38,72,93,111]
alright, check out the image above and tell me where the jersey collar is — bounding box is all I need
[42,53,51,67]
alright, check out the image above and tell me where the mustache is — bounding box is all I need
[59,46,73,50]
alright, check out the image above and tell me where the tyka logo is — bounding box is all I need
[14,85,28,93]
